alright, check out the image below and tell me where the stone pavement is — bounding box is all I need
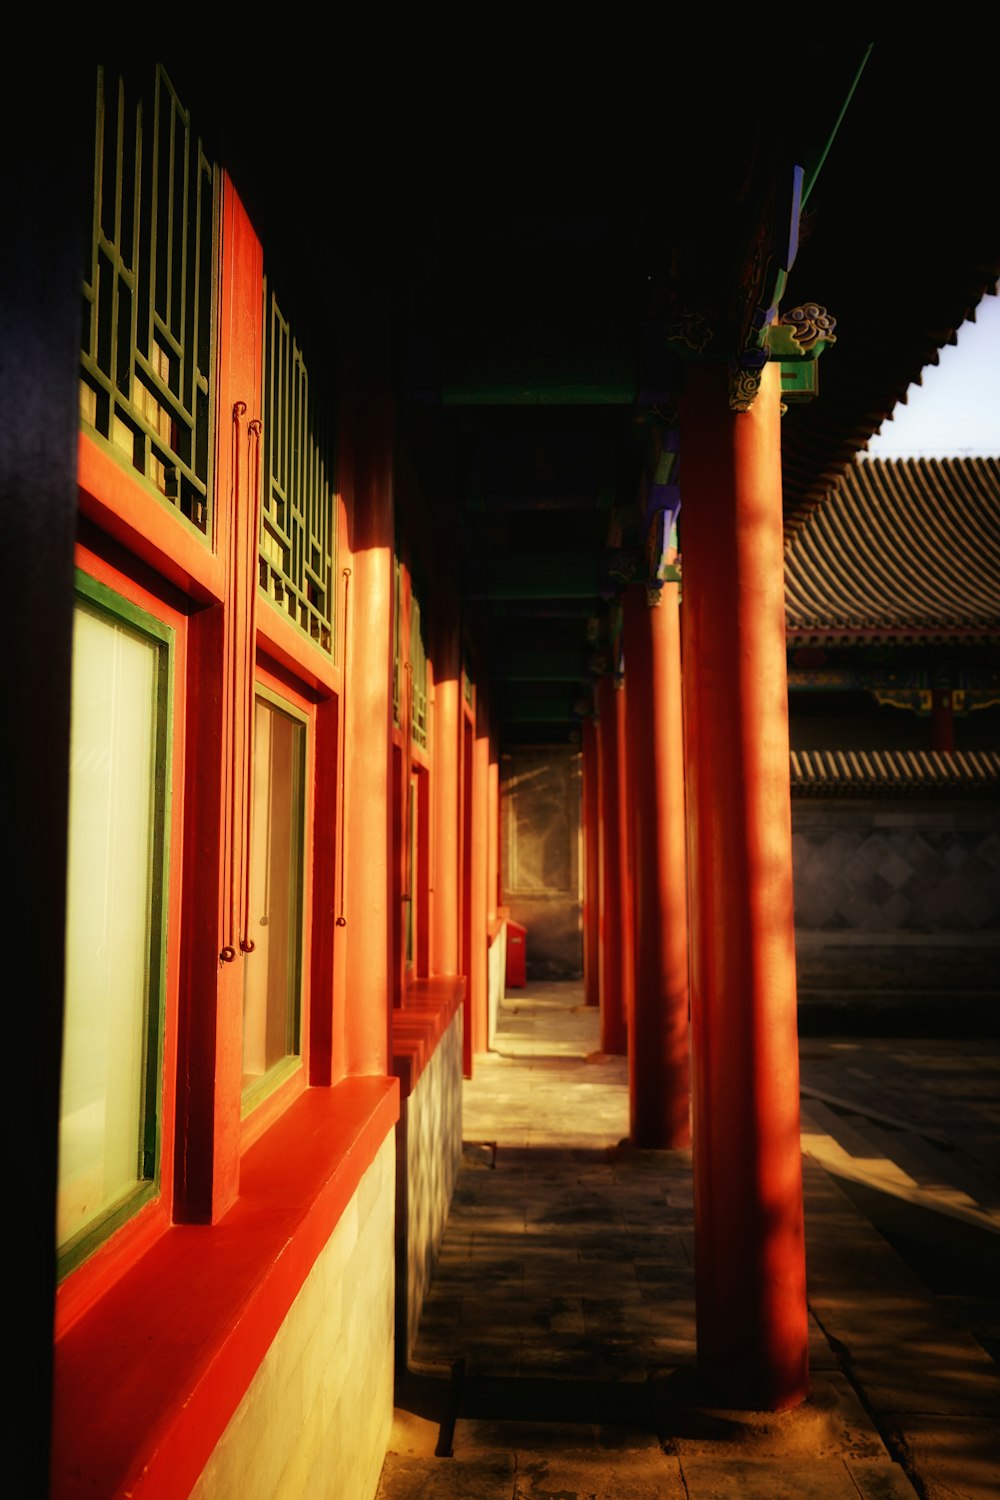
[378,982,1000,1499]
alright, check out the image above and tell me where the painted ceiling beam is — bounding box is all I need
[465,553,601,600]
[494,649,592,682]
[499,694,586,723]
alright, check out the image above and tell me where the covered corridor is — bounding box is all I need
[9,46,998,1500]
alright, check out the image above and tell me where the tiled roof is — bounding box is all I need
[776,43,999,527]
[784,458,1000,643]
[790,748,1000,797]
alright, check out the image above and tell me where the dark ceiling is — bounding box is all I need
[189,42,999,748]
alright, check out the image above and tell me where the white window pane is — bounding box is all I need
[243,696,304,1096]
[58,602,159,1249]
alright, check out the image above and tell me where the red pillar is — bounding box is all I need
[931,687,955,752]
[469,688,490,1060]
[596,672,631,1055]
[582,717,601,1007]
[431,620,461,975]
[680,360,809,1412]
[342,383,394,1078]
[623,581,690,1148]
[487,738,499,933]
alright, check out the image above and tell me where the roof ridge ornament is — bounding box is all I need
[777,303,838,353]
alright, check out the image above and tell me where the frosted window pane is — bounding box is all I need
[243,697,303,1094]
[58,603,158,1249]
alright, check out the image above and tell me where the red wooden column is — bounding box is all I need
[342,379,394,1078]
[176,180,262,1222]
[487,742,500,932]
[931,687,955,751]
[596,672,631,1055]
[469,686,490,1060]
[431,617,461,976]
[680,359,809,1412]
[622,581,690,1147]
[582,717,601,1008]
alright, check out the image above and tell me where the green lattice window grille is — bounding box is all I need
[410,593,428,750]
[259,283,337,655]
[80,65,217,534]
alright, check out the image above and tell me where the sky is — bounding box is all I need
[861,291,1000,459]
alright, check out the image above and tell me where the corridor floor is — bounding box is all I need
[377,983,1000,1499]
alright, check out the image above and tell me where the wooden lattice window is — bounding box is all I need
[80,65,217,534]
[259,284,337,655]
[410,592,428,750]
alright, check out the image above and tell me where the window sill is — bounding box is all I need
[392,976,466,1100]
[52,1075,399,1500]
[77,432,224,605]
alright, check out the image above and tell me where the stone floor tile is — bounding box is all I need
[635,1288,697,1317]
[633,1257,694,1284]
[583,1298,685,1342]
[887,1414,1000,1499]
[578,1235,659,1261]
[665,1373,888,1461]
[849,1348,1000,1418]
[455,1419,661,1454]
[516,1338,651,1382]
[646,1338,698,1367]
[513,1449,687,1498]
[676,1232,696,1264]
[415,1295,463,1330]
[377,1453,516,1498]
[519,1251,601,1280]
[414,1334,464,1365]
[679,1456,862,1498]
[435,1256,524,1288]
[464,1343,524,1378]
[523,1220,584,1245]
[461,1294,531,1333]
[529,1205,626,1231]
[522,1297,587,1335]
[843,1459,920,1499]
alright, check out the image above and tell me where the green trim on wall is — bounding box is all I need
[58,570,174,1279]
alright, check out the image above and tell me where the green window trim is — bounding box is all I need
[58,571,173,1280]
[240,683,308,1118]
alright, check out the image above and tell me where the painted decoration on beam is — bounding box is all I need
[770,303,838,405]
[636,412,682,598]
[730,164,805,378]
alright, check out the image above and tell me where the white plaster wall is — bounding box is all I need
[397,1009,463,1362]
[487,925,507,1050]
[190,1133,395,1500]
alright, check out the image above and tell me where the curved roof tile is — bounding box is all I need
[790,748,1000,796]
[784,458,1000,642]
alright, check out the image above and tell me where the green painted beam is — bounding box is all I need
[487,601,596,619]
[442,381,636,405]
[495,649,592,682]
[469,553,601,600]
[500,698,582,723]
